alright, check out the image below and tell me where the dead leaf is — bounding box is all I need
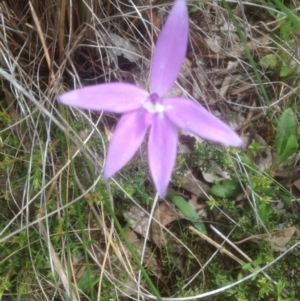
[269,227,296,251]
[151,196,208,248]
[123,228,162,280]
[154,201,181,227]
[202,162,231,183]
[249,134,272,171]
[205,35,223,53]
[123,205,150,239]
[274,166,300,189]
[294,178,300,190]
[274,165,300,179]
[235,226,297,252]
[123,202,182,249]
[124,228,139,245]
[219,75,232,98]
[151,202,181,248]
[181,172,210,198]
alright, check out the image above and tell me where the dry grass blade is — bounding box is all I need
[28,1,54,82]
[189,226,246,266]
[1,0,300,300]
[37,214,79,301]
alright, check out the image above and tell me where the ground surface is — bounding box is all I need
[0,0,300,300]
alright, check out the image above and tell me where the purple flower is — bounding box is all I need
[58,0,243,197]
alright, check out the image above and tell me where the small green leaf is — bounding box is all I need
[259,54,278,69]
[167,190,207,234]
[211,180,242,198]
[258,203,272,225]
[280,20,291,40]
[282,195,292,205]
[242,262,252,270]
[237,273,243,281]
[280,65,293,77]
[272,0,300,32]
[278,134,299,164]
[254,186,276,195]
[276,108,297,156]
[77,270,99,292]
[240,153,258,170]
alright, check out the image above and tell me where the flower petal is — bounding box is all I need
[150,0,189,96]
[103,109,153,178]
[148,113,178,197]
[164,98,243,147]
[58,83,148,113]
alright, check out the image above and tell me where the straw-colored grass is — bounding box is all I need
[1,0,300,300]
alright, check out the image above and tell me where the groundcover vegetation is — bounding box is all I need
[0,0,300,300]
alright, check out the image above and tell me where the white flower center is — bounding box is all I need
[143,101,164,113]
[143,93,165,113]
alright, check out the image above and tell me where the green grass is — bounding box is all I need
[1,0,300,300]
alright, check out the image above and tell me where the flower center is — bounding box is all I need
[150,93,159,103]
[143,93,164,113]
